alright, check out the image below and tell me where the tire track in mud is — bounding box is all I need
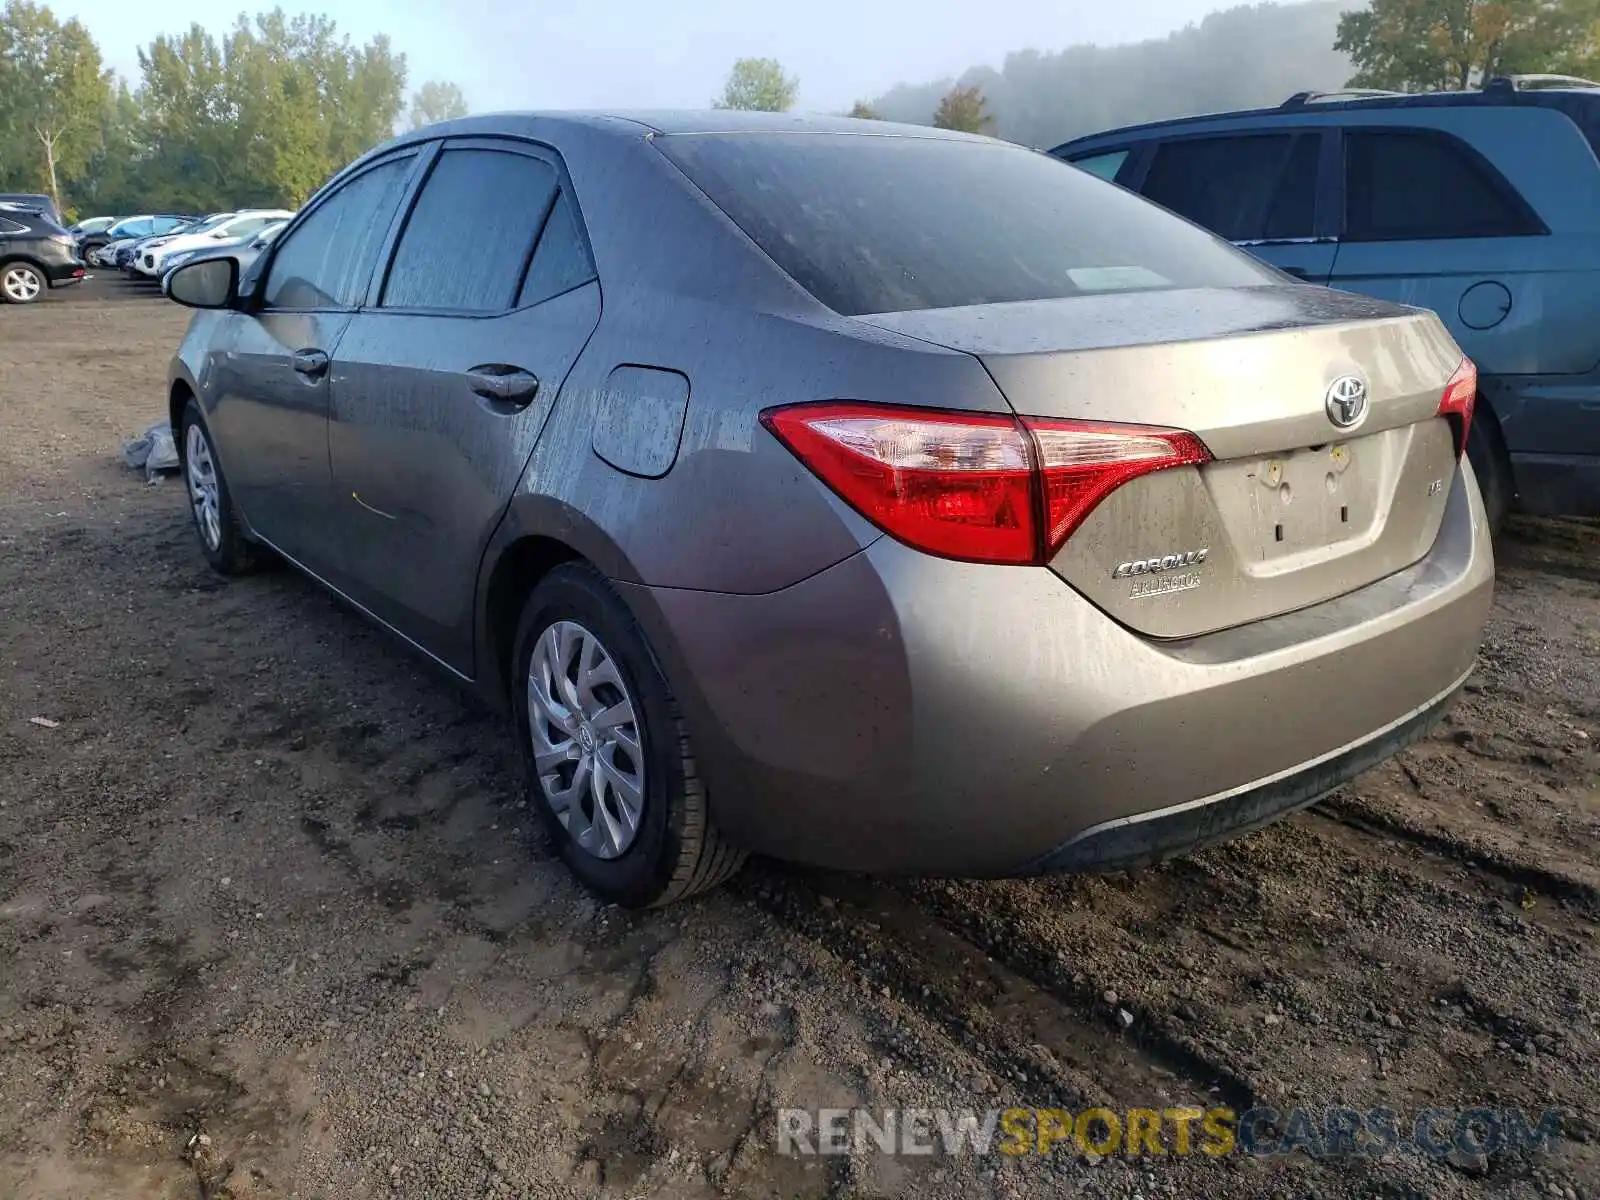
[1313,798,1600,914]
[734,869,1104,1108]
[891,875,1262,1111]
[737,769,1599,1191]
[735,865,1257,1114]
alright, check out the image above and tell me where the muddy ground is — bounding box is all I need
[1,280,1597,1199]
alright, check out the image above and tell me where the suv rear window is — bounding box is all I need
[1344,129,1539,241]
[656,132,1277,316]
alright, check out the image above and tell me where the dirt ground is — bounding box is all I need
[1,279,1597,1200]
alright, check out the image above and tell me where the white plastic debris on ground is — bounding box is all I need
[121,420,180,482]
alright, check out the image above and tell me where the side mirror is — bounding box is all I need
[166,257,239,309]
[211,229,232,239]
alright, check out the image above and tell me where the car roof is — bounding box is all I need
[1051,80,1600,154]
[380,108,990,149]
[323,109,1009,211]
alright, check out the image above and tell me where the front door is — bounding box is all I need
[328,142,604,671]
[209,152,421,576]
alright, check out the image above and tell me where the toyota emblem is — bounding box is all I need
[1324,375,1369,429]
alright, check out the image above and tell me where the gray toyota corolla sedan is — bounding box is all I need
[164,111,1495,908]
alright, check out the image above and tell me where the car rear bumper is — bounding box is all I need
[620,461,1495,877]
[1024,671,1462,874]
[42,258,85,287]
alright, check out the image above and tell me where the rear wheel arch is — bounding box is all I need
[477,494,651,698]
[482,535,584,703]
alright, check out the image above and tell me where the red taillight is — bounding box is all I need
[759,402,1212,566]
[1025,417,1212,552]
[1438,356,1477,459]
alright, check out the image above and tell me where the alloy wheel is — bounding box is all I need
[2,265,42,303]
[184,423,222,551]
[527,619,647,860]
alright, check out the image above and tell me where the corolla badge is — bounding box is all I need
[1112,549,1209,579]
[1324,375,1369,430]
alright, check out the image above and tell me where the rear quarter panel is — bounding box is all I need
[502,128,1015,595]
[512,295,1006,593]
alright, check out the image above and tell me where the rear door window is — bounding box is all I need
[382,147,557,312]
[1343,129,1541,241]
[1139,133,1320,242]
[657,132,1275,316]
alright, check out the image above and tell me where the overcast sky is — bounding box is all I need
[58,0,1246,112]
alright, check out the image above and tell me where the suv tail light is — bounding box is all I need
[1437,356,1477,459]
[760,402,1211,566]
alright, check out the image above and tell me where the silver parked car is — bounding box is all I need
[163,112,1494,908]
[160,220,288,290]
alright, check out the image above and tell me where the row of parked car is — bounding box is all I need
[0,197,293,305]
[87,209,294,285]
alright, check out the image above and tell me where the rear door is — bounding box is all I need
[1133,130,1337,283]
[328,138,603,670]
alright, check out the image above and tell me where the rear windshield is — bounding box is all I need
[656,132,1278,316]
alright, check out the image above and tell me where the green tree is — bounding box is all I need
[713,57,798,111]
[847,99,881,119]
[133,9,407,210]
[1335,0,1598,91]
[932,84,994,133]
[0,0,112,210]
[72,80,147,213]
[409,79,468,129]
[135,24,239,209]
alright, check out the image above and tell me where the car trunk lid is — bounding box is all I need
[856,285,1466,638]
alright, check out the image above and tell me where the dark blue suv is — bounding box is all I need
[1053,74,1600,530]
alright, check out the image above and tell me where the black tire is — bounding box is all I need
[178,399,261,576]
[511,563,746,908]
[1466,405,1512,537]
[0,261,45,305]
